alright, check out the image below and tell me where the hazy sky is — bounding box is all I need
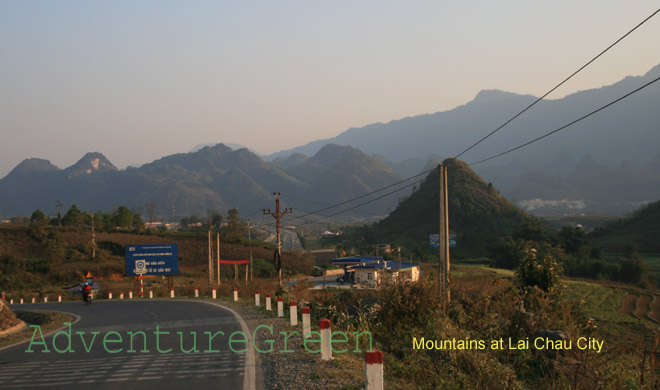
[1,1,659,177]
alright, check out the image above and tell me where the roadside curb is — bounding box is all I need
[0,321,27,338]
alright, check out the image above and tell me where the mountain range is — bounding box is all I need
[0,144,404,218]
[2,64,659,218]
[267,63,660,215]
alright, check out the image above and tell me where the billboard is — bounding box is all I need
[125,244,179,276]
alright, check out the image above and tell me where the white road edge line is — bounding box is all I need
[195,300,256,390]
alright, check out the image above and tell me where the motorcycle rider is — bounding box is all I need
[82,282,92,303]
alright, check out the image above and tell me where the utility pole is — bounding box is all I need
[208,217,213,286]
[264,192,292,286]
[91,211,96,261]
[439,164,450,308]
[56,200,63,227]
[248,223,253,281]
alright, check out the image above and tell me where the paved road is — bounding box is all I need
[261,227,302,252]
[0,300,255,390]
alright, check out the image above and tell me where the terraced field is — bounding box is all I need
[618,292,660,324]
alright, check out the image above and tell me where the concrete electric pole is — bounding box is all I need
[91,211,96,261]
[263,192,292,286]
[439,164,450,308]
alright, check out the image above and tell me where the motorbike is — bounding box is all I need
[83,291,93,304]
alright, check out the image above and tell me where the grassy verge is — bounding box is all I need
[0,311,74,349]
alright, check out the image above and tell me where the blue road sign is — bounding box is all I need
[125,244,179,276]
[449,233,457,248]
[429,234,439,248]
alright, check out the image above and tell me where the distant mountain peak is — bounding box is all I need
[190,142,262,156]
[644,63,660,79]
[472,89,531,102]
[64,152,117,178]
[6,158,59,178]
[309,144,360,165]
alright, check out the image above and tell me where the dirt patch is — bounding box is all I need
[617,292,660,324]
[634,295,655,323]
[0,300,21,332]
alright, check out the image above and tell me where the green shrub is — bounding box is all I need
[515,245,562,292]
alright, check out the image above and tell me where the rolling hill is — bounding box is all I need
[590,199,660,253]
[373,158,535,258]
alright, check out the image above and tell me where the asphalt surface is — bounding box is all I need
[0,300,255,390]
[261,228,302,252]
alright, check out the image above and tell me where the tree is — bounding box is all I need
[489,237,529,269]
[10,216,29,225]
[62,204,84,227]
[515,244,562,292]
[619,246,646,285]
[133,213,145,232]
[557,226,589,255]
[29,209,49,237]
[224,208,247,240]
[114,206,134,229]
[30,209,48,226]
[207,209,222,232]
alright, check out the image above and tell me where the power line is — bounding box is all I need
[288,73,660,222]
[287,171,432,222]
[284,193,384,216]
[468,74,660,166]
[454,7,660,159]
[237,11,660,224]
[297,179,424,226]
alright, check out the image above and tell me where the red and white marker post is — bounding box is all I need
[149,289,153,299]
[212,287,217,300]
[195,288,199,298]
[120,292,124,300]
[302,307,311,337]
[255,290,260,306]
[290,301,298,326]
[20,298,24,305]
[58,294,62,303]
[365,350,384,390]
[277,297,284,317]
[43,296,48,303]
[233,288,238,302]
[129,290,133,299]
[108,292,113,300]
[320,319,332,361]
[140,275,144,298]
[170,288,175,298]
[265,294,271,311]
